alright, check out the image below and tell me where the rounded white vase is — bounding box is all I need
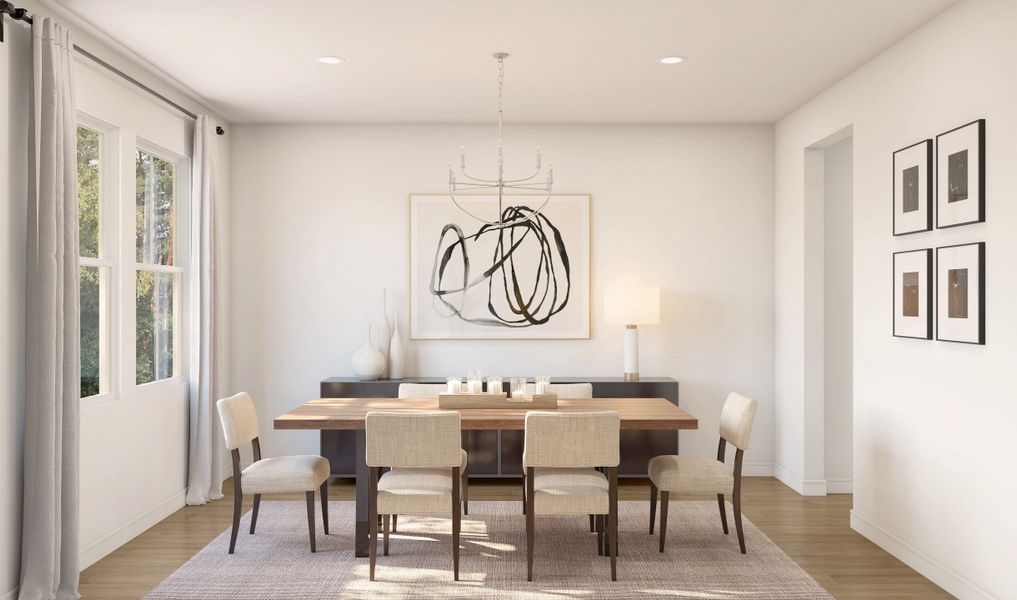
[377,289,391,378]
[352,325,386,381]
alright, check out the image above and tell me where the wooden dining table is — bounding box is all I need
[274,397,698,557]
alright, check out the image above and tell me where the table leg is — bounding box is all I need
[355,429,369,557]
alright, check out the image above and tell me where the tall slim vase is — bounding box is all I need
[389,308,405,380]
[377,288,391,378]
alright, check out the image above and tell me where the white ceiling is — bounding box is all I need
[53,0,957,124]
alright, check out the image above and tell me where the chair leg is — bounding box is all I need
[718,493,729,534]
[249,493,261,534]
[526,467,535,581]
[608,467,618,581]
[658,491,669,553]
[321,481,330,535]
[734,486,746,554]
[369,468,378,581]
[462,465,469,515]
[383,515,390,556]
[453,467,461,581]
[589,514,595,532]
[392,514,398,533]
[305,491,316,553]
[596,514,604,555]
[229,489,242,554]
[521,472,527,515]
[649,481,658,534]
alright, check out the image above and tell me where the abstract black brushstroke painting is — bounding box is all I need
[410,194,590,340]
[430,206,570,328]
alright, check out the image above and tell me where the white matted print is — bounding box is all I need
[893,140,932,235]
[410,194,590,339]
[937,119,985,228]
[936,242,984,345]
[893,249,932,340]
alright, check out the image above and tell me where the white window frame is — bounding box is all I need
[77,113,120,409]
[132,138,189,393]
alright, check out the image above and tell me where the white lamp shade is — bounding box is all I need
[604,285,660,325]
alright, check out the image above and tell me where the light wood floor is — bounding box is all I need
[79,477,953,599]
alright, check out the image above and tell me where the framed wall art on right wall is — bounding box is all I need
[936,119,985,228]
[936,242,985,345]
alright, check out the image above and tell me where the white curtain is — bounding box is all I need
[185,115,225,505]
[20,17,80,600]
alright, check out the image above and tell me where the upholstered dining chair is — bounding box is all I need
[366,411,464,581]
[398,383,470,517]
[518,383,594,520]
[523,411,620,581]
[216,392,330,554]
[647,392,758,554]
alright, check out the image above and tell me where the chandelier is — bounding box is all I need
[447,53,553,226]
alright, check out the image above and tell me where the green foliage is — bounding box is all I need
[78,127,101,398]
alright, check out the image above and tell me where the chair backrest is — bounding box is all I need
[523,411,620,469]
[525,382,593,398]
[719,392,758,451]
[217,392,260,451]
[397,383,446,399]
[366,411,461,468]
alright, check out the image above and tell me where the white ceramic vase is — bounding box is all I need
[377,288,391,378]
[388,308,405,380]
[352,324,386,381]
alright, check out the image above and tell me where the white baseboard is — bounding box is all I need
[79,489,186,570]
[851,510,998,600]
[826,478,853,494]
[773,463,828,496]
[1,586,18,600]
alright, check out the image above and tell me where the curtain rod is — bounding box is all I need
[0,1,225,135]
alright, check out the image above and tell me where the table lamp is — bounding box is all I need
[604,285,660,381]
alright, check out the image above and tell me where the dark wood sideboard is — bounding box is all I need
[320,376,680,478]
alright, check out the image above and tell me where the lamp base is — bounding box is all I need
[624,371,639,381]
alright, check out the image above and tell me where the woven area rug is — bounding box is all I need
[145,500,833,599]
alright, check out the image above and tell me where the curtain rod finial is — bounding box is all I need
[215,126,225,136]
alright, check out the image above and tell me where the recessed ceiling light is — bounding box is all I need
[658,56,685,65]
[318,56,345,65]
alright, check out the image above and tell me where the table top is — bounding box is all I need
[274,397,698,431]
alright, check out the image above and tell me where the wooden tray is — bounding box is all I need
[438,393,558,409]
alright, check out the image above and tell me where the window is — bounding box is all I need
[77,125,110,399]
[135,148,182,385]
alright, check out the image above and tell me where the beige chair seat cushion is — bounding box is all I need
[648,455,734,495]
[377,468,456,515]
[532,468,609,515]
[241,455,329,495]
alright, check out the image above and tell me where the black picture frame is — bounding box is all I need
[892,248,933,340]
[935,242,985,345]
[892,139,933,236]
[936,119,985,229]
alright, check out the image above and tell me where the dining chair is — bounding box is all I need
[523,410,620,581]
[366,411,463,581]
[647,392,758,554]
[518,382,593,520]
[398,383,470,517]
[216,392,330,554]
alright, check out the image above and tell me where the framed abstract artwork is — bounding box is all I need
[892,248,933,340]
[936,119,985,229]
[936,242,985,345]
[892,139,933,235]
[409,193,590,340]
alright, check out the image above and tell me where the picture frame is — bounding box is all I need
[892,248,933,340]
[892,139,933,235]
[936,242,985,345]
[409,193,591,340]
[936,119,985,229]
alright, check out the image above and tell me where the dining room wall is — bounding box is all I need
[228,123,776,471]
[774,0,1016,597]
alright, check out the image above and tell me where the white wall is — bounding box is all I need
[0,3,232,595]
[775,0,1017,597]
[229,123,775,469]
[822,136,853,492]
